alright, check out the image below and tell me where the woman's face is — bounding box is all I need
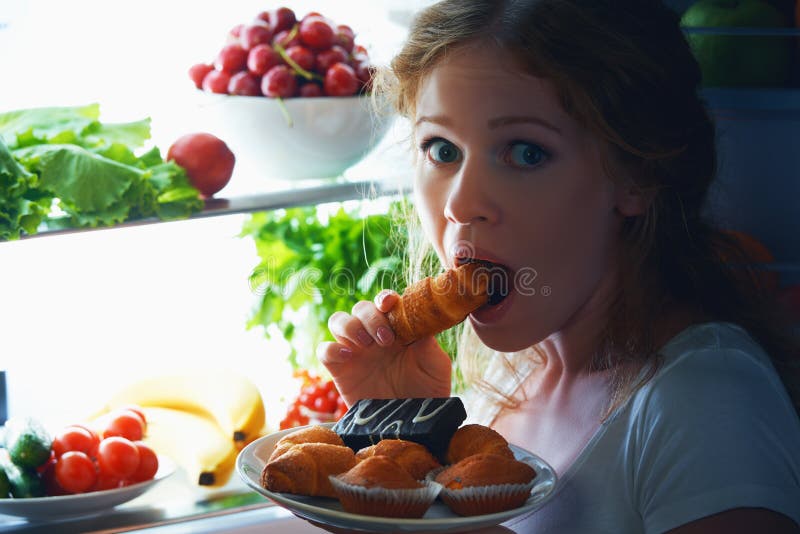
[413,44,628,352]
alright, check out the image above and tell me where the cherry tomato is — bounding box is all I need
[97,437,140,479]
[316,46,348,73]
[228,72,261,96]
[189,63,214,89]
[40,457,67,496]
[102,410,145,441]
[130,442,159,483]
[247,44,281,76]
[261,65,298,98]
[55,451,97,494]
[52,425,100,458]
[93,471,122,491]
[273,29,301,49]
[285,45,315,72]
[240,23,273,50]
[299,83,323,97]
[324,62,359,96]
[270,7,297,34]
[118,405,147,427]
[299,16,334,50]
[313,395,336,414]
[215,43,248,74]
[335,25,355,52]
[202,70,231,94]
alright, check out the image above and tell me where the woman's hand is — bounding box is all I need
[317,289,452,406]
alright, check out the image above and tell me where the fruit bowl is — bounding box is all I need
[194,92,393,182]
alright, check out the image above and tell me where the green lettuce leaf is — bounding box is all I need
[0,104,100,149]
[0,139,51,240]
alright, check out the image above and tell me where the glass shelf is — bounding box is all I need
[10,178,409,244]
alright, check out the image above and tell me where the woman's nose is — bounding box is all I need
[443,158,500,225]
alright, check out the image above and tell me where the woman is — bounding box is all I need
[318,1,800,531]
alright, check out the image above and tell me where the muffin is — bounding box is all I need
[446,424,515,464]
[355,439,441,480]
[262,442,356,498]
[330,455,442,518]
[269,425,345,462]
[434,453,537,516]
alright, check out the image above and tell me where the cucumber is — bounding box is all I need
[0,450,44,498]
[2,417,51,469]
[0,465,9,498]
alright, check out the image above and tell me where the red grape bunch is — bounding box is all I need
[189,7,375,99]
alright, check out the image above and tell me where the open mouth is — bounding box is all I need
[456,257,512,306]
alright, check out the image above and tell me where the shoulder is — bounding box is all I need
[632,321,794,421]
[622,322,800,532]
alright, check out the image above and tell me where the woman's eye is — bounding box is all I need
[504,142,548,168]
[426,139,461,164]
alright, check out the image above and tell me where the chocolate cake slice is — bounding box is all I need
[332,397,467,461]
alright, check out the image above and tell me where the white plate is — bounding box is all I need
[0,455,175,519]
[237,423,557,533]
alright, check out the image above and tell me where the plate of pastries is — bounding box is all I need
[237,397,557,533]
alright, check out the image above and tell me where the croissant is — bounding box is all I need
[269,425,345,462]
[387,262,490,346]
[356,439,441,480]
[262,442,357,498]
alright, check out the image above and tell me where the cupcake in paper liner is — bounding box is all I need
[329,456,442,518]
[434,453,537,516]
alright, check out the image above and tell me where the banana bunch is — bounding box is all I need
[98,370,267,487]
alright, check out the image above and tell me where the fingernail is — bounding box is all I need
[376,290,391,306]
[356,329,374,347]
[376,326,394,346]
[338,347,353,359]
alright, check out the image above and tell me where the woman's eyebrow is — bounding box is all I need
[488,116,562,134]
[415,114,452,127]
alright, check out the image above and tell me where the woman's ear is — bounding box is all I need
[614,181,650,217]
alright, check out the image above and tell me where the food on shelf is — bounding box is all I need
[100,370,266,448]
[387,262,495,346]
[680,0,792,87]
[329,456,441,518]
[166,132,236,198]
[332,397,467,462]
[140,406,235,487]
[2,417,52,470]
[279,370,347,430]
[0,104,203,241]
[189,6,374,98]
[434,453,538,516]
[262,442,357,498]
[0,409,159,498]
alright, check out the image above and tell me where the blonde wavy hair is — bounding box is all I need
[374,0,800,417]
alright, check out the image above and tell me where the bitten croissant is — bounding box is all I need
[387,262,490,345]
[262,442,357,498]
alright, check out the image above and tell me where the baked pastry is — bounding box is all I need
[261,442,356,498]
[329,456,442,518]
[446,424,514,464]
[434,453,537,516]
[268,424,345,462]
[387,262,490,345]
[356,439,441,480]
[333,397,467,462]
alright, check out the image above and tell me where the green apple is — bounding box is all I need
[681,0,791,87]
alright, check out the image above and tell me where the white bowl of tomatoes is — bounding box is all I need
[188,6,394,183]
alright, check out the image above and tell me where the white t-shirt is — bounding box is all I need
[465,322,800,533]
